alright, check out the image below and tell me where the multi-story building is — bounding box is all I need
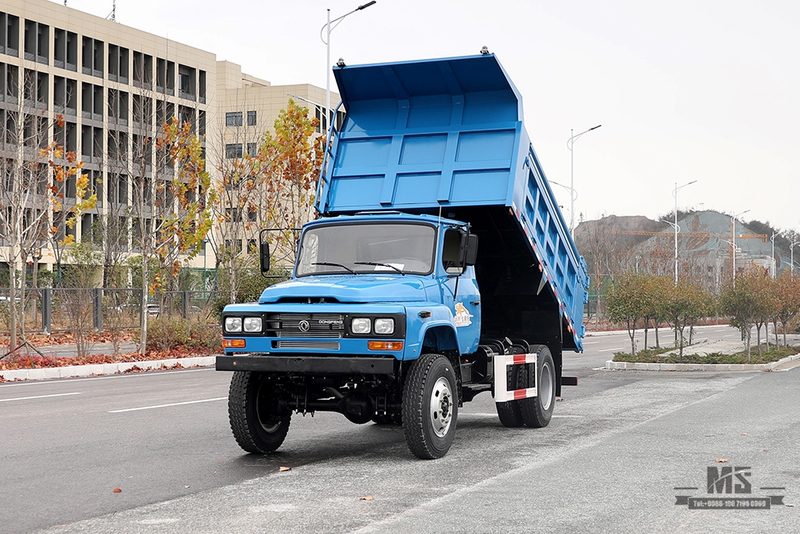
[0,0,335,285]
[213,61,338,268]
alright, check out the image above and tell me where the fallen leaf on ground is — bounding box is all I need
[360,496,374,501]
[715,458,728,463]
[112,488,122,493]
[279,466,291,472]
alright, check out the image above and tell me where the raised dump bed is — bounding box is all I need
[317,54,588,350]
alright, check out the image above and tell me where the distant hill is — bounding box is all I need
[572,210,790,285]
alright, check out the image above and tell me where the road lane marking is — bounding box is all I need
[108,397,226,413]
[599,347,624,352]
[0,392,81,402]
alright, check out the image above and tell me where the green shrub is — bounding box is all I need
[146,317,221,353]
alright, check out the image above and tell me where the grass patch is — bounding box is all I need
[612,345,797,365]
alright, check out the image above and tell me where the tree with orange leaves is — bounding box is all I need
[209,99,323,304]
[129,117,215,354]
[0,95,92,353]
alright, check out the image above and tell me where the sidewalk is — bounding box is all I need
[0,341,216,382]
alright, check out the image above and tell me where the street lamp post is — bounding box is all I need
[770,232,776,278]
[321,1,376,133]
[202,239,207,290]
[566,124,601,232]
[731,209,750,285]
[672,180,696,285]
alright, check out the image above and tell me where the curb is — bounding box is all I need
[0,356,216,381]
[605,353,800,372]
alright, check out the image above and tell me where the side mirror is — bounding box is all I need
[259,242,271,273]
[461,233,479,266]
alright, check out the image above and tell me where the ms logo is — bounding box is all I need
[707,466,752,494]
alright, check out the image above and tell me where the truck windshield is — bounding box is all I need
[296,223,436,276]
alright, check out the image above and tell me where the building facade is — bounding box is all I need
[0,0,334,284]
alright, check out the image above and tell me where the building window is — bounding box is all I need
[226,111,242,127]
[247,110,257,126]
[246,142,257,156]
[177,64,195,100]
[1,13,20,57]
[225,143,242,159]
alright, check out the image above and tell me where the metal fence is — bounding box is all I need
[0,288,223,335]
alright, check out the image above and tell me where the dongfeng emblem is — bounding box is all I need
[298,320,311,332]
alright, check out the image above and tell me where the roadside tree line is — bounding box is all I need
[1,88,322,356]
[606,269,800,360]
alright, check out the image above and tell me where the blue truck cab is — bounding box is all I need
[217,53,589,459]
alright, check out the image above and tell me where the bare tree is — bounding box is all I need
[209,99,322,304]
[0,68,90,353]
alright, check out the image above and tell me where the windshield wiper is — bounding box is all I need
[354,261,405,275]
[312,262,355,274]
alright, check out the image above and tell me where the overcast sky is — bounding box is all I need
[62,0,800,232]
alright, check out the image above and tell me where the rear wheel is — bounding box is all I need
[495,342,529,428]
[228,371,291,453]
[495,364,525,427]
[519,345,556,428]
[402,354,458,459]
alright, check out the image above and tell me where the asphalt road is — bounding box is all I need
[1,328,798,533]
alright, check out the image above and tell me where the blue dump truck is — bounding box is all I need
[217,53,589,459]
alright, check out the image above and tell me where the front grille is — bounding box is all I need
[266,313,345,339]
[273,340,341,350]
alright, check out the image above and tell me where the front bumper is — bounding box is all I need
[216,354,396,374]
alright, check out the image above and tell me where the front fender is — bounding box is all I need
[403,304,460,361]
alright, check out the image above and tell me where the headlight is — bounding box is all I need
[225,317,242,333]
[351,317,371,334]
[374,318,395,335]
[243,317,262,332]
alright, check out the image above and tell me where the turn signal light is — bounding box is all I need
[368,341,404,351]
[223,339,246,348]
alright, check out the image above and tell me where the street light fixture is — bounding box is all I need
[731,209,750,285]
[320,1,377,133]
[672,180,696,285]
[548,180,578,221]
[566,124,601,232]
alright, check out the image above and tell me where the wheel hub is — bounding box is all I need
[429,376,453,438]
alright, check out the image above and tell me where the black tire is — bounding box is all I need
[519,345,556,428]
[495,363,525,427]
[402,354,458,459]
[228,371,291,454]
[495,342,529,428]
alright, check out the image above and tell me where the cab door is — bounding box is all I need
[440,229,481,354]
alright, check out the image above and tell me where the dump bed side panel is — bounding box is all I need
[317,55,587,351]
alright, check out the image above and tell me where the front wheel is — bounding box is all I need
[228,371,291,453]
[519,345,556,428]
[402,354,458,459]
